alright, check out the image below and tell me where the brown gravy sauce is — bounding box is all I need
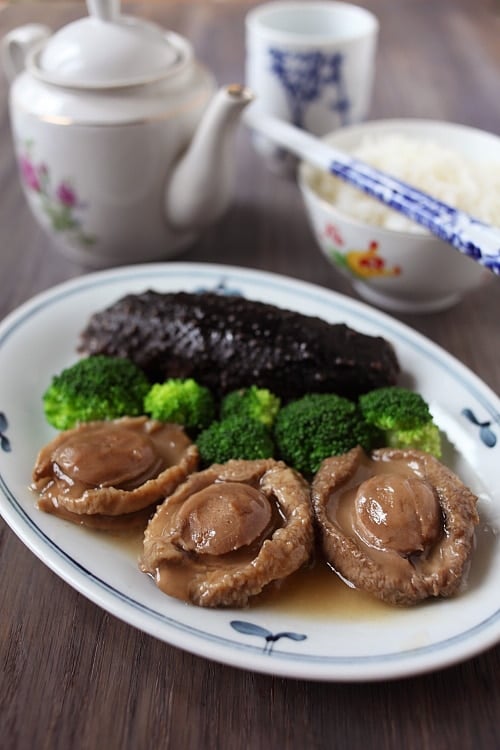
[86,519,489,619]
[44,503,157,532]
[102,523,394,618]
[109,530,395,620]
[252,562,394,619]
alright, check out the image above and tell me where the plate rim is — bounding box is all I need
[0,261,499,682]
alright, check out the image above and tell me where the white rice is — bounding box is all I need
[308,134,500,233]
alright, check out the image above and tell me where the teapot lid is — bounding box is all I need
[31,0,187,88]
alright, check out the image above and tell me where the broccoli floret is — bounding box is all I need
[274,393,381,476]
[43,355,150,430]
[386,421,442,457]
[196,415,275,466]
[144,378,215,435]
[358,386,431,430]
[220,386,281,428]
[359,386,441,457]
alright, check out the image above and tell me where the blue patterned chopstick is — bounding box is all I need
[244,109,500,274]
[330,157,499,273]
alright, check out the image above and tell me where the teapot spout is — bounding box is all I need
[165,84,254,231]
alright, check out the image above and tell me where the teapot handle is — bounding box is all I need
[1,24,51,83]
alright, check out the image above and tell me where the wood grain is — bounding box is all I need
[0,2,499,749]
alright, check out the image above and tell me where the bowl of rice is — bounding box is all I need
[298,119,499,313]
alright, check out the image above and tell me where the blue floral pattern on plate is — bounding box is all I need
[231,620,307,654]
[462,408,497,447]
[0,412,10,452]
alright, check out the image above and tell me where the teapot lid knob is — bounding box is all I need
[86,0,120,22]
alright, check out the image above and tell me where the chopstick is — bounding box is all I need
[243,109,500,275]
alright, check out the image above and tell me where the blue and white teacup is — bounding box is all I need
[245,1,378,174]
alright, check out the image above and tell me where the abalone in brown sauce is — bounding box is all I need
[31,416,199,529]
[311,446,479,606]
[140,458,315,608]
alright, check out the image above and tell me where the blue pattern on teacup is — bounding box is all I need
[269,48,350,128]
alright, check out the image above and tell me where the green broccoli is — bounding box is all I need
[220,386,281,428]
[358,386,442,457]
[144,378,215,435]
[274,393,381,476]
[385,420,442,456]
[196,415,275,466]
[43,355,150,430]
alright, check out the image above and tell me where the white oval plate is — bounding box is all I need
[0,262,499,682]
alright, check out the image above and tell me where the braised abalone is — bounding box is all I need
[312,446,479,605]
[140,458,315,607]
[32,416,199,529]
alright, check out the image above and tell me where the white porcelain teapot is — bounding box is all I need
[2,0,253,266]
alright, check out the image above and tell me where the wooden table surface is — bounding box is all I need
[0,1,499,748]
